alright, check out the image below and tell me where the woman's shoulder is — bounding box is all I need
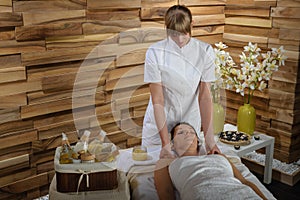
[155,158,175,169]
[146,39,168,58]
[148,38,168,49]
[191,38,214,52]
[190,38,216,62]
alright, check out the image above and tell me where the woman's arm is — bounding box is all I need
[154,159,176,200]
[198,82,220,154]
[222,154,267,200]
[150,83,173,158]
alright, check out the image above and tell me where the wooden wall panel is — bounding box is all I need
[192,25,224,36]
[225,6,270,17]
[0,130,37,150]
[0,0,299,198]
[45,34,118,50]
[22,46,95,66]
[226,0,276,7]
[0,93,27,108]
[0,154,29,177]
[13,1,86,12]
[0,0,12,13]
[119,28,166,44]
[16,22,84,41]
[271,7,300,18]
[84,9,141,35]
[0,66,25,84]
[0,40,45,55]
[268,0,300,161]
[223,0,300,163]
[0,54,21,69]
[87,0,141,9]
[0,169,36,188]
[141,0,177,19]
[0,12,22,27]
[22,10,86,26]
[180,0,226,6]
[225,16,272,27]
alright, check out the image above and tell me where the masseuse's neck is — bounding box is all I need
[169,35,191,48]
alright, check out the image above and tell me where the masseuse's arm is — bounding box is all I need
[150,83,172,157]
[154,159,176,200]
[223,155,267,200]
[198,82,220,154]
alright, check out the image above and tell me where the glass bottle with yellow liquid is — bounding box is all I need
[59,133,73,164]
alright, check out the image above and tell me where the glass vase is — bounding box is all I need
[213,103,225,134]
[237,103,256,135]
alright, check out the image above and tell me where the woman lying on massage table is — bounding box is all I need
[154,122,267,200]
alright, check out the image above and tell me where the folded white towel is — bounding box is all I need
[117,146,160,173]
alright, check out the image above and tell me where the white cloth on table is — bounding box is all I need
[142,37,216,146]
[117,146,160,173]
[169,155,262,200]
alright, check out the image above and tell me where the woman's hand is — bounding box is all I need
[207,144,221,154]
[160,143,176,158]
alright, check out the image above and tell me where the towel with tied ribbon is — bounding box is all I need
[76,169,91,194]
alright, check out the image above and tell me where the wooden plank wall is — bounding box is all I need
[268,0,300,164]
[0,0,298,199]
[0,0,226,199]
[223,0,300,163]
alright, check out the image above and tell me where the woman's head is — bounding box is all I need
[170,122,201,156]
[165,5,192,47]
[165,5,192,36]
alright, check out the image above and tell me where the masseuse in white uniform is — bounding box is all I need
[142,5,221,158]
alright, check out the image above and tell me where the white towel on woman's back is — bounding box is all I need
[169,155,262,200]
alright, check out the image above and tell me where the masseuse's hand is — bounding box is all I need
[159,143,176,158]
[207,144,221,155]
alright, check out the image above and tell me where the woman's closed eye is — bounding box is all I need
[177,131,184,135]
[177,130,195,135]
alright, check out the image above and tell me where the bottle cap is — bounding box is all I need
[100,130,106,137]
[83,130,91,137]
[98,130,107,142]
[62,132,68,141]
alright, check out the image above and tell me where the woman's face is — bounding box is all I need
[173,124,198,156]
[170,32,191,48]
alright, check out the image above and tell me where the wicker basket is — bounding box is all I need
[54,147,118,193]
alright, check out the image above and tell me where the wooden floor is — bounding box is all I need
[253,172,300,200]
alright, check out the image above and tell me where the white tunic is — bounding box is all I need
[142,37,216,146]
[169,155,262,200]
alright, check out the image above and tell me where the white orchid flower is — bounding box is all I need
[215,42,228,50]
[258,81,267,91]
[214,42,287,104]
[249,83,256,90]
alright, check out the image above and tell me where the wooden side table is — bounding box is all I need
[218,124,275,184]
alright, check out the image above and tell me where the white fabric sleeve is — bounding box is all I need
[144,47,161,83]
[201,44,216,82]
